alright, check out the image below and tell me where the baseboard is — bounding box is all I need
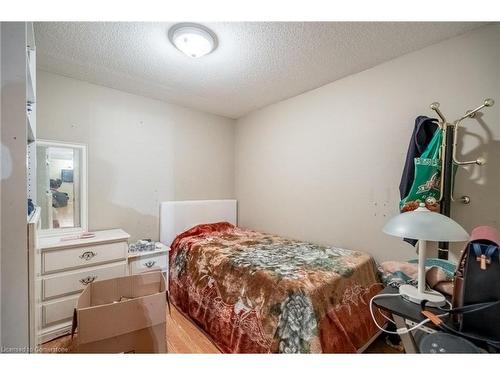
[39,322,72,344]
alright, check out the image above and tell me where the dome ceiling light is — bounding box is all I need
[168,23,218,58]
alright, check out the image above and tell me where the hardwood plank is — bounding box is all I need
[168,307,220,353]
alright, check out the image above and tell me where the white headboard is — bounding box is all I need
[159,200,237,246]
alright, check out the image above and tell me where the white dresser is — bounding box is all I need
[36,229,130,344]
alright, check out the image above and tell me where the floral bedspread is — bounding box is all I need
[169,222,383,353]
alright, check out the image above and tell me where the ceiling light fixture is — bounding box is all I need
[168,23,218,58]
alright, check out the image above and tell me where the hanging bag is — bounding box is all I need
[399,128,442,212]
[452,226,500,343]
[421,226,500,351]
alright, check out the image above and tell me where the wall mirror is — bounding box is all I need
[36,140,87,236]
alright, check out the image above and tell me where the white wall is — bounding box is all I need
[37,71,235,242]
[235,24,500,263]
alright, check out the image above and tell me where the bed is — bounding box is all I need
[161,200,383,353]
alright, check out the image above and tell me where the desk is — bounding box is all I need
[373,286,450,353]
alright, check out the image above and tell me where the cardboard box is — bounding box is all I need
[73,272,167,353]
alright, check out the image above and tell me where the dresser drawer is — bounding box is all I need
[42,262,127,301]
[42,241,128,274]
[129,252,167,275]
[41,296,79,328]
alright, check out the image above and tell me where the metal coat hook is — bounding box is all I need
[430,102,447,124]
[458,98,495,122]
[453,98,494,166]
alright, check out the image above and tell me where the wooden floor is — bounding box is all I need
[41,304,401,354]
[165,304,220,353]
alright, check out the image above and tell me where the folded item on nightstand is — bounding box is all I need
[378,258,456,296]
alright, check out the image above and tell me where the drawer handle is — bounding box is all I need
[79,275,97,285]
[144,260,156,268]
[79,251,97,261]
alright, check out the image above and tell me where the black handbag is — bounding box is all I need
[453,227,500,342]
[422,226,500,350]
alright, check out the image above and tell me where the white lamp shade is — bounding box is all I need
[383,205,469,242]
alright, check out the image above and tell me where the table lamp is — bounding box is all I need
[383,203,469,307]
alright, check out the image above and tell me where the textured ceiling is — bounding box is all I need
[35,22,486,119]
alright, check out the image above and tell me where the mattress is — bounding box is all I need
[169,222,383,353]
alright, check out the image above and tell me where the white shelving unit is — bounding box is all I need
[25,22,39,350]
[1,21,37,352]
[25,22,39,351]
[26,22,37,207]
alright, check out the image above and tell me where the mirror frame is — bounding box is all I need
[36,139,88,238]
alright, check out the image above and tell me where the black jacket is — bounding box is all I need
[399,116,439,246]
[399,116,439,200]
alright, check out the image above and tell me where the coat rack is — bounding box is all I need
[429,98,495,260]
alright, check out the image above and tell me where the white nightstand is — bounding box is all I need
[127,242,170,279]
[127,242,171,314]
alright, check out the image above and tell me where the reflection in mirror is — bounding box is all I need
[36,141,85,231]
